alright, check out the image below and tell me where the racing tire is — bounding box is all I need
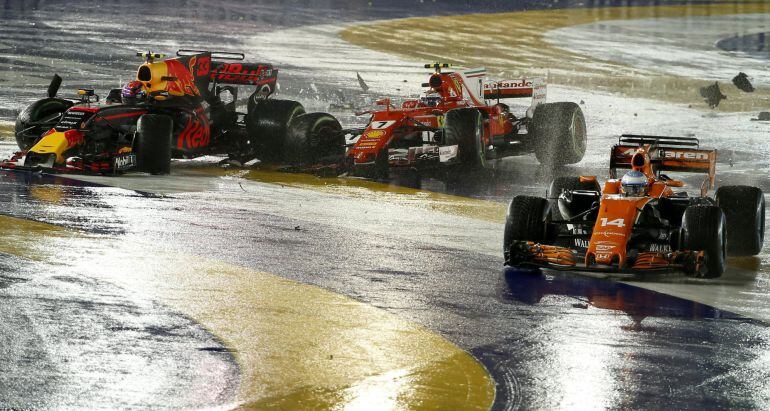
[444,108,486,170]
[681,205,726,278]
[135,114,172,175]
[14,98,73,150]
[504,195,551,264]
[547,176,601,219]
[284,112,344,165]
[246,99,305,162]
[531,102,586,166]
[716,185,765,256]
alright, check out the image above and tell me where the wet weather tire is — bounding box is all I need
[531,102,586,166]
[246,99,305,161]
[444,108,486,169]
[716,185,765,256]
[504,196,551,264]
[284,112,343,165]
[135,114,172,175]
[681,205,726,278]
[14,98,73,150]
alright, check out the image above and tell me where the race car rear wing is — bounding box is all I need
[174,49,277,91]
[482,77,546,114]
[609,134,717,191]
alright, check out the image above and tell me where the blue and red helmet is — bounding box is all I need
[121,80,144,104]
[621,170,649,196]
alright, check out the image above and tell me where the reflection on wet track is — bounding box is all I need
[1,165,768,409]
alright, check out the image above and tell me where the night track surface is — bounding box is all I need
[2,0,770,409]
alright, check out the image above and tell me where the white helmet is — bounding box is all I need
[621,170,648,196]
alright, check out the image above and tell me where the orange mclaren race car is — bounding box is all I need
[2,50,341,175]
[504,135,765,278]
[339,63,586,178]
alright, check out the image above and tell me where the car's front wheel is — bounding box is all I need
[135,114,173,175]
[681,205,726,278]
[504,195,551,265]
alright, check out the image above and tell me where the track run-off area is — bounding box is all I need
[1,1,770,409]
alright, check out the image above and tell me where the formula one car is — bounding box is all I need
[3,50,342,174]
[504,135,765,278]
[335,63,586,177]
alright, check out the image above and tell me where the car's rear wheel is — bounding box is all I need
[135,114,173,175]
[531,102,586,166]
[15,98,73,150]
[444,108,486,170]
[504,195,551,264]
[246,99,305,162]
[284,112,344,165]
[681,205,726,278]
[716,185,765,256]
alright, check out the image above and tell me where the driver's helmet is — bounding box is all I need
[121,80,145,105]
[620,170,649,196]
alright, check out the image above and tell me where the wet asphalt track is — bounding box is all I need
[1,1,770,409]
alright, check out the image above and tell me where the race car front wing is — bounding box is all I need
[507,240,705,274]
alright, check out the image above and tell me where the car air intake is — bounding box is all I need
[137,65,151,81]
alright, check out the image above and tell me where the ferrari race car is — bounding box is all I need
[504,135,766,278]
[340,63,587,177]
[3,50,343,174]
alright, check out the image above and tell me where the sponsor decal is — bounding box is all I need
[661,150,709,160]
[56,111,88,131]
[594,231,626,237]
[574,238,590,249]
[195,56,211,76]
[177,107,210,149]
[113,153,136,170]
[165,59,200,97]
[483,79,533,90]
[649,243,671,252]
[211,63,273,84]
[595,243,616,251]
[63,130,84,147]
[365,130,386,139]
[596,253,612,260]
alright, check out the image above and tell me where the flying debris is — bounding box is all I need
[732,72,754,92]
[356,72,369,93]
[751,111,770,121]
[700,82,726,108]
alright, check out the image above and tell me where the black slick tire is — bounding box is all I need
[284,112,343,165]
[531,102,586,166]
[135,114,173,175]
[504,196,550,264]
[716,185,765,256]
[246,99,305,162]
[443,108,486,170]
[681,205,726,278]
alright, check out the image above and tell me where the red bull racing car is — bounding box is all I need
[337,63,586,178]
[504,135,765,278]
[3,50,342,174]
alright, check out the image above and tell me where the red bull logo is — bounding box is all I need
[165,59,200,97]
